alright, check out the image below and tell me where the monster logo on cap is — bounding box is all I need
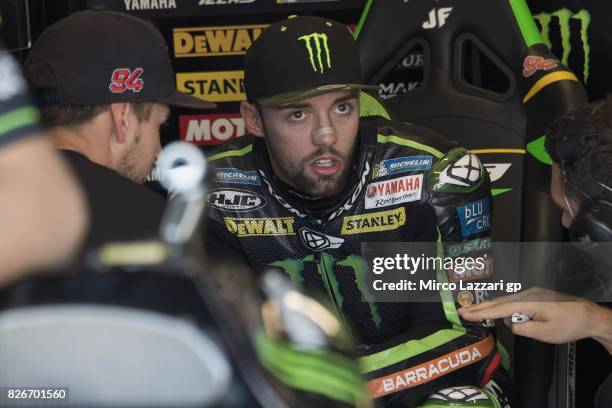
[298,32,331,74]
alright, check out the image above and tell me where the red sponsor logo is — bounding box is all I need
[367,336,495,398]
[364,174,423,209]
[522,55,558,77]
[367,185,377,198]
[179,113,245,146]
[372,175,421,198]
[109,68,144,93]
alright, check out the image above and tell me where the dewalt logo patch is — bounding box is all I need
[176,71,245,102]
[341,207,406,235]
[173,24,268,57]
[224,217,295,237]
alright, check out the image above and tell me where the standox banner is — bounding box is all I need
[176,71,245,102]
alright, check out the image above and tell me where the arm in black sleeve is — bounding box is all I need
[202,210,250,268]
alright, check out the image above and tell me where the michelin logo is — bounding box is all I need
[215,167,260,185]
[373,156,432,178]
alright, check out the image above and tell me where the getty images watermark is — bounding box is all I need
[371,252,522,294]
[360,242,612,304]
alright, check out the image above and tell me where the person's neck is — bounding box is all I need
[50,124,114,170]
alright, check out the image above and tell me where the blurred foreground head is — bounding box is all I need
[0,46,87,285]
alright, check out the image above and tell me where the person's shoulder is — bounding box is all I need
[206,134,258,164]
[61,150,109,176]
[61,150,124,182]
[61,150,166,206]
[361,117,490,194]
[363,116,457,158]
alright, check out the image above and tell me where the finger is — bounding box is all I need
[459,301,528,321]
[509,320,557,343]
[459,290,534,312]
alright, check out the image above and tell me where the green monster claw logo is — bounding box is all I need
[298,33,332,74]
[270,253,382,329]
[533,9,591,83]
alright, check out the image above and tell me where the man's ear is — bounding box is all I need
[108,103,131,144]
[240,101,264,137]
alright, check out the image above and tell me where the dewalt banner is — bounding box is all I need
[173,24,268,57]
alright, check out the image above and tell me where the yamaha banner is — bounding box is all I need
[86,0,365,17]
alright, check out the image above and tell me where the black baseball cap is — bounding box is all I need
[25,10,215,110]
[244,15,377,107]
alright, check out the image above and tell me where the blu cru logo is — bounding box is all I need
[457,199,491,237]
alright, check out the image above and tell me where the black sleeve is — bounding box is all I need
[428,147,492,243]
[202,211,250,267]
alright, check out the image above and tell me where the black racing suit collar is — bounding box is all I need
[253,120,378,222]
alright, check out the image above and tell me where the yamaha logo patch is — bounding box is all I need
[299,228,344,251]
[364,174,423,209]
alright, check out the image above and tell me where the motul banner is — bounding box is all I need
[179,113,245,146]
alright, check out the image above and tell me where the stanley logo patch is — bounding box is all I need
[341,207,406,235]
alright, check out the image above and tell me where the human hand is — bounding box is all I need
[457,287,595,345]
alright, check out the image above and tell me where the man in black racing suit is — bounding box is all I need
[203,16,512,407]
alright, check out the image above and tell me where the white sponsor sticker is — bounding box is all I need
[439,153,482,187]
[365,174,423,209]
[208,189,266,212]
